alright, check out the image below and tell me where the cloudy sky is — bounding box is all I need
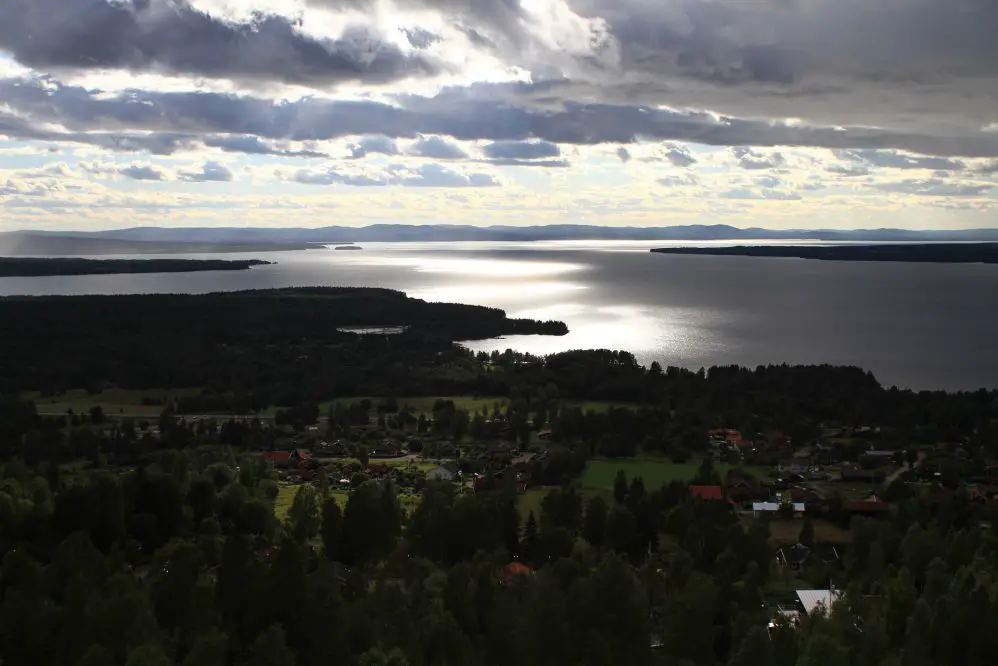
[1,0,997,231]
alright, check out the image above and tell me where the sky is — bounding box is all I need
[1,0,997,231]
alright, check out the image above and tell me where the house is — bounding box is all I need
[778,460,807,476]
[689,485,724,501]
[777,543,812,570]
[500,561,534,585]
[795,589,842,617]
[427,462,459,483]
[262,449,311,469]
[844,495,891,515]
[753,501,806,517]
[787,487,822,506]
[777,543,840,570]
[860,449,898,468]
[724,470,768,502]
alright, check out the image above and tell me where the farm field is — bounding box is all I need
[581,457,772,489]
[753,517,853,545]
[318,395,638,416]
[28,387,201,416]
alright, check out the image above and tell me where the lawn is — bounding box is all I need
[517,485,614,521]
[581,457,772,489]
[766,518,853,545]
[29,387,201,417]
[518,488,550,521]
[274,483,421,521]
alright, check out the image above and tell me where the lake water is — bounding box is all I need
[3,240,997,391]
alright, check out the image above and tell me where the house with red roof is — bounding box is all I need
[500,561,534,585]
[689,485,724,501]
[262,449,311,469]
[843,494,891,515]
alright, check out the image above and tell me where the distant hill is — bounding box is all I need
[0,233,310,256]
[19,224,998,244]
[650,243,998,264]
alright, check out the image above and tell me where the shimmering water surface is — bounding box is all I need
[3,240,997,391]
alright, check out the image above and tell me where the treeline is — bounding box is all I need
[0,258,272,277]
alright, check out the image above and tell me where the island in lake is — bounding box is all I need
[334,245,363,251]
[651,243,998,264]
[0,258,273,278]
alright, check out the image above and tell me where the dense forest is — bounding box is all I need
[2,388,998,666]
[650,243,998,264]
[0,258,273,277]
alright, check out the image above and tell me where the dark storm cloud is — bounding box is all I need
[837,149,966,171]
[401,27,442,49]
[178,161,233,182]
[347,135,400,158]
[203,136,327,158]
[483,140,561,160]
[0,0,441,84]
[5,77,998,158]
[409,136,468,159]
[120,165,167,181]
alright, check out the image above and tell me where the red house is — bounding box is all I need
[690,485,724,501]
[262,449,311,469]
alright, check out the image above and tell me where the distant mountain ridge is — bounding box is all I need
[16,224,998,245]
[0,233,311,256]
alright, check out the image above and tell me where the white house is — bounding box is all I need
[795,589,842,617]
[752,501,806,517]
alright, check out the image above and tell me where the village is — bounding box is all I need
[248,398,996,631]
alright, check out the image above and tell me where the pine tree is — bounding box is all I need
[523,511,539,564]
[582,495,609,548]
[320,495,342,561]
[799,517,815,548]
[613,470,629,504]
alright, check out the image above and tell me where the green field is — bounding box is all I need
[28,387,202,417]
[275,483,421,521]
[581,457,772,489]
[319,396,637,416]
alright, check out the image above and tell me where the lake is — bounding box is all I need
[3,239,997,391]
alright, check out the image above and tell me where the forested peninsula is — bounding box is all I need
[650,242,998,263]
[0,258,273,277]
[0,287,568,401]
